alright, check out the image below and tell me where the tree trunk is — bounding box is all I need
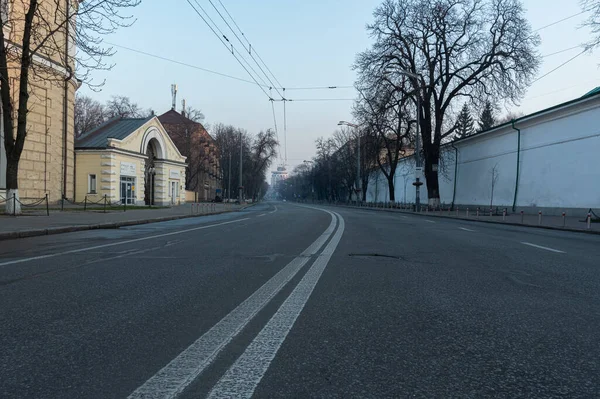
[5,158,21,214]
[423,143,440,207]
[386,175,395,202]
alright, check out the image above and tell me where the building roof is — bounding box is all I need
[582,86,600,98]
[158,109,205,128]
[76,117,153,148]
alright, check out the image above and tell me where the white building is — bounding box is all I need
[366,88,600,216]
[271,166,288,189]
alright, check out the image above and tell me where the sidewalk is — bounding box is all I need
[329,203,600,234]
[0,203,251,240]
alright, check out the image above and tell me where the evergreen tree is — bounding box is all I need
[479,101,496,132]
[455,103,475,138]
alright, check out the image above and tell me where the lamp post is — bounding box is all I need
[338,121,362,203]
[238,130,243,203]
[384,69,423,212]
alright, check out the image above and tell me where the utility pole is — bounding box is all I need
[228,152,231,201]
[238,131,243,202]
[357,133,361,203]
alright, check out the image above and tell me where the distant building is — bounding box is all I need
[271,166,288,189]
[75,116,187,206]
[158,109,221,201]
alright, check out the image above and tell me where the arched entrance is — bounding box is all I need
[144,138,161,205]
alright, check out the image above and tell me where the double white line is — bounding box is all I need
[129,208,345,399]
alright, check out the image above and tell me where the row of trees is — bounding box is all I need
[283,0,549,205]
[213,124,277,201]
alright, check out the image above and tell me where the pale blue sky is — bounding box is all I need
[80,0,599,171]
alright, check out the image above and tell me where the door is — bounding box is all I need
[121,177,136,205]
[170,181,177,205]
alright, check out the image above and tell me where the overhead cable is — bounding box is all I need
[208,0,285,99]
[186,0,272,99]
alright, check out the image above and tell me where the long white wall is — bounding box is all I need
[366,94,600,215]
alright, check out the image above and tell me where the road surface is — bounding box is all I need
[1,202,599,398]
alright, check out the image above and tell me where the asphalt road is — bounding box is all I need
[1,202,599,398]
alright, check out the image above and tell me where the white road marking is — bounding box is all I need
[269,206,278,214]
[459,227,476,232]
[208,212,345,399]
[521,242,565,254]
[127,209,338,399]
[398,215,409,219]
[425,220,436,223]
[0,218,250,268]
[257,214,267,217]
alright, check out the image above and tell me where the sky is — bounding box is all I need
[80,0,599,173]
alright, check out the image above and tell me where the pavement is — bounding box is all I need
[0,203,248,239]
[1,201,599,398]
[327,202,600,233]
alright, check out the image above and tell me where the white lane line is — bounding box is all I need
[459,227,476,232]
[425,220,436,223]
[127,209,338,399]
[398,215,409,219]
[208,212,346,399]
[521,242,566,254]
[257,214,267,217]
[269,205,278,214]
[0,218,250,268]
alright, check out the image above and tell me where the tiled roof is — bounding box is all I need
[75,117,152,148]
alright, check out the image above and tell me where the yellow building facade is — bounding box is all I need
[75,117,187,206]
[0,0,77,202]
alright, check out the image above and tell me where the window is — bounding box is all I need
[88,174,97,194]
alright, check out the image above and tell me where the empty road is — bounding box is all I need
[1,202,599,398]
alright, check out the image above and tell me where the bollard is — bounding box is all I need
[476,207,480,220]
[104,195,107,214]
[588,213,592,230]
[456,207,459,217]
[538,211,542,225]
[562,212,566,228]
[520,210,524,224]
[503,208,506,221]
[466,208,469,218]
[489,208,493,217]
[84,196,88,211]
[46,194,50,216]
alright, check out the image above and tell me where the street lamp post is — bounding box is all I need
[238,131,243,203]
[338,121,362,203]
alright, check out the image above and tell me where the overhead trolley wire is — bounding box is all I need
[186,0,272,99]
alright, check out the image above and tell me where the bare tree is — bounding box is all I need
[582,0,600,48]
[105,95,146,119]
[353,82,413,202]
[355,0,540,207]
[74,94,105,136]
[1,0,140,213]
[185,106,205,123]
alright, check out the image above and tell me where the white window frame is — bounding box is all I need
[88,174,97,194]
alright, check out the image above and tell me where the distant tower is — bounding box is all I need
[182,99,186,118]
[171,84,178,110]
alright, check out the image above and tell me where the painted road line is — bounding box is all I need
[0,218,250,268]
[257,214,267,217]
[127,209,338,399]
[207,212,346,399]
[425,220,436,223]
[521,242,566,254]
[269,205,278,214]
[459,227,476,232]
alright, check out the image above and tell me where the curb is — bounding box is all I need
[328,204,600,236]
[0,204,255,242]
